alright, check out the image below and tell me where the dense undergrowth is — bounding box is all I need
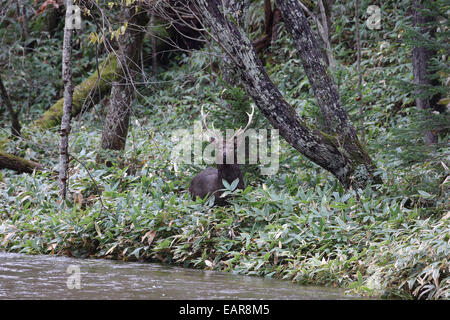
[0,0,449,299]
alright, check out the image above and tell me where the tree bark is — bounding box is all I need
[100,5,149,152]
[276,0,351,136]
[412,0,440,145]
[59,0,74,199]
[222,0,250,28]
[295,0,334,69]
[220,0,250,85]
[355,0,365,144]
[100,82,133,151]
[194,0,377,189]
[322,0,335,37]
[0,73,21,137]
[317,0,335,69]
[0,151,44,174]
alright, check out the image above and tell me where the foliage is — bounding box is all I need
[0,0,449,300]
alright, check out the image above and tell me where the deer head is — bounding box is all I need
[189,105,255,206]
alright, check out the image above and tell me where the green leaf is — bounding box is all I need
[418,190,433,198]
[222,179,231,190]
[230,178,239,191]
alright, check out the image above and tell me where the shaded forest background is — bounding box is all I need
[0,0,449,299]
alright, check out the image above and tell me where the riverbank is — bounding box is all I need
[1,5,449,298]
[0,122,448,299]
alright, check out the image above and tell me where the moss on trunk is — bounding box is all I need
[33,12,201,131]
[33,54,118,130]
[0,151,44,174]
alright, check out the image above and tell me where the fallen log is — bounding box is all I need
[33,6,204,130]
[33,53,118,129]
[0,151,44,174]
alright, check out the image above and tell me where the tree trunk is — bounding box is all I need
[194,0,377,189]
[33,7,190,130]
[150,12,158,78]
[46,5,63,37]
[322,0,335,36]
[355,0,365,144]
[224,0,249,28]
[276,0,351,136]
[0,73,21,137]
[16,0,30,43]
[317,0,335,69]
[253,0,281,54]
[275,0,377,184]
[294,0,334,69]
[59,0,74,199]
[100,82,133,151]
[220,0,250,85]
[412,0,440,145]
[100,5,149,152]
[0,151,44,174]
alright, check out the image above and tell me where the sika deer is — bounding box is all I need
[189,105,254,206]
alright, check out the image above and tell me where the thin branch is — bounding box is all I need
[355,0,365,144]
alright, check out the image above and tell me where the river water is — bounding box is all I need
[0,252,358,299]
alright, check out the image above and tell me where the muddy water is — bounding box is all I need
[0,252,358,299]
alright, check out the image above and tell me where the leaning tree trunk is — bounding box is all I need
[59,0,74,199]
[100,5,149,152]
[275,0,356,138]
[412,0,440,145]
[0,151,44,174]
[220,0,250,86]
[34,6,200,130]
[33,53,118,129]
[317,0,335,69]
[194,0,377,189]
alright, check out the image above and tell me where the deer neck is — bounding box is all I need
[217,163,242,184]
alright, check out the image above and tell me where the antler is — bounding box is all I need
[201,104,255,143]
[201,105,221,142]
[229,104,255,141]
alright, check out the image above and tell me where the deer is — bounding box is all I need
[189,105,255,206]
